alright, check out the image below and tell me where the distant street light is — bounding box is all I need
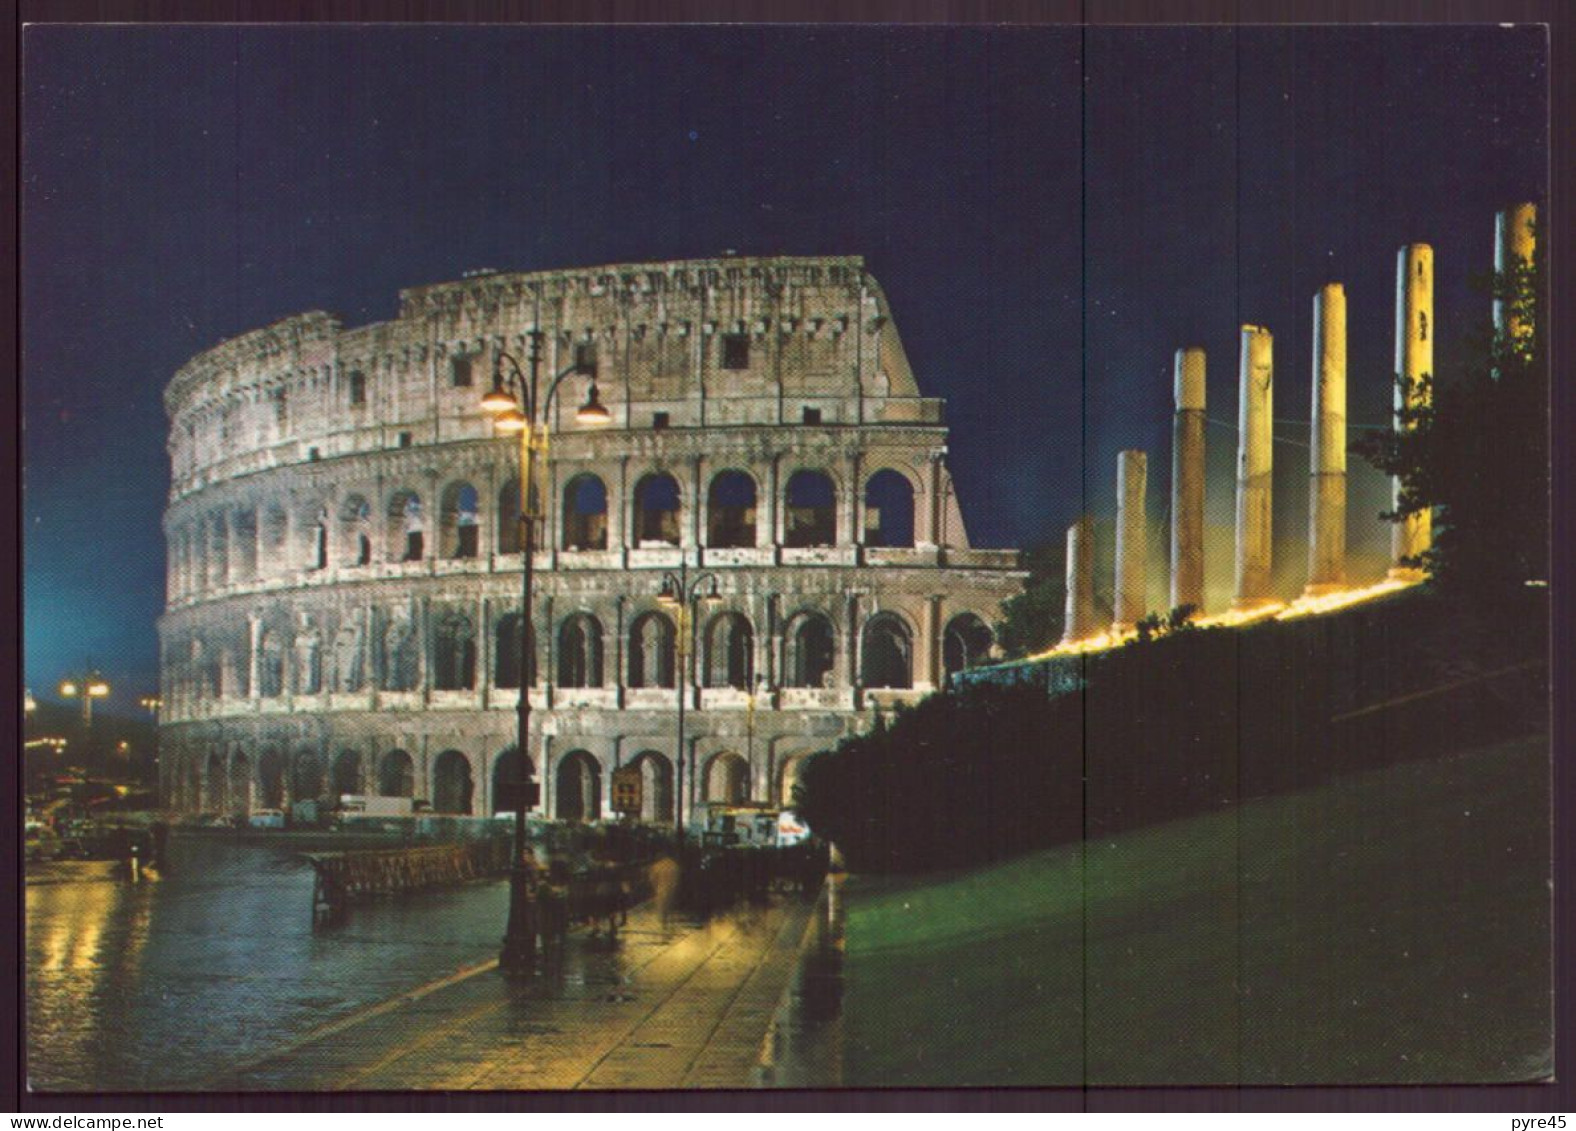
[59,672,110,727]
[140,696,162,717]
[480,329,609,975]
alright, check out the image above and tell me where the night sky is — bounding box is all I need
[21,24,1547,709]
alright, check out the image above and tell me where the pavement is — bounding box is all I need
[211,891,821,1092]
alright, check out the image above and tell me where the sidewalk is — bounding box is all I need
[213,892,818,1091]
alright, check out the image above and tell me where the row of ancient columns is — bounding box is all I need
[1061,203,1536,641]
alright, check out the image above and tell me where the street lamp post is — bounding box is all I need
[59,672,110,727]
[657,564,720,837]
[482,329,610,975]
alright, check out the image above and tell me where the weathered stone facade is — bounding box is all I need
[158,255,1021,824]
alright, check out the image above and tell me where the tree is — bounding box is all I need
[994,539,1066,658]
[1357,226,1546,600]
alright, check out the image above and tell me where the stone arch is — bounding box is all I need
[432,749,474,814]
[628,610,676,689]
[562,473,609,551]
[629,750,675,824]
[782,610,836,688]
[861,611,913,689]
[943,612,994,679]
[704,612,754,689]
[440,480,481,559]
[707,470,758,548]
[340,494,373,565]
[230,751,253,813]
[704,751,750,805]
[784,469,837,547]
[333,623,365,692]
[633,472,682,546]
[331,748,363,797]
[864,468,916,548]
[257,627,287,698]
[204,750,228,812]
[261,502,289,572]
[258,748,287,809]
[233,508,259,580]
[491,746,536,815]
[557,613,605,688]
[387,488,425,562]
[493,613,536,689]
[778,754,808,808]
[432,608,477,690]
[381,615,419,691]
[295,630,322,695]
[555,750,602,822]
[185,756,203,812]
[497,478,523,554]
[293,749,325,803]
[378,749,415,798]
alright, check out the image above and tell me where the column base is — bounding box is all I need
[1300,582,1347,599]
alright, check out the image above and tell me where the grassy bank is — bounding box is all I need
[841,735,1551,1086]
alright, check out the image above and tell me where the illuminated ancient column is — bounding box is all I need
[1306,284,1347,595]
[1234,326,1275,608]
[1170,347,1207,615]
[1061,515,1098,644]
[1494,202,1537,348]
[1113,450,1148,633]
[1391,244,1433,579]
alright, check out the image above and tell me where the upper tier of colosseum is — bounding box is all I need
[165,256,938,499]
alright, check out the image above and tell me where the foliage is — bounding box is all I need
[994,539,1066,658]
[1356,230,1547,599]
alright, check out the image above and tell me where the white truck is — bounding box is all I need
[336,795,414,819]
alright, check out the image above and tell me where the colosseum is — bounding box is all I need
[157,255,1022,826]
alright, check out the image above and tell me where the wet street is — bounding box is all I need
[25,834,840,1092]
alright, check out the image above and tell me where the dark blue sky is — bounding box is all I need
[21,24,1546,707]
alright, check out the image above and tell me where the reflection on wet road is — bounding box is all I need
[26,836,508,1091]
[26,836,844,1092]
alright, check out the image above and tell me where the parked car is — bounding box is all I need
[248,808,286,829]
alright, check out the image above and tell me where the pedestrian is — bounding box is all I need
[648,852,681,930]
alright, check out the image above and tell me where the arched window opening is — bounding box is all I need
[779,756,806,808]
[340,496,372,566]
[381,618,419,692]
[556,751,602,822]
[230,753,252,813]
[233,510,258,580]
[943,613,994,679]
[293,750,325,803]
[432,750,474,814]
[497,479,522,555]
[204,752,228,812]
[388,490,425,562]
[861,613,913,690]
[440,482,481,559]
[332,750,363,798]
[258,749,287,809]
[707,471,758,548]
[262,505,289,564]
[378,749,415,798]
[258,629,286,699]
[784,613,836,688]
[296,633,322,695]
[634,474,682,546]
[785,471,836,547]
[705,613,754,689]
[562,474,609,551]
[492,746,536,815]
[333,625,364,693]
[705,752,750,805]
[312,515,329,570]
[864,470,916,548]
[628,612,676,689]
[494,614,536,689]
[557,614,604,688]
[433,610,477,691]
[630,751,674,824]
